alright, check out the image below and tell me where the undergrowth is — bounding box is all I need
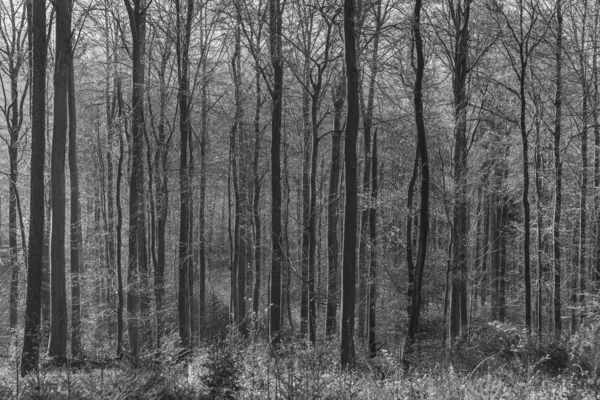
[0,323,598,399]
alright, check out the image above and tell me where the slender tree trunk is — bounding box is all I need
[368,130,378,357]
[490,186,500,321]
[176,0,194,349]
[301,59,310,338]
[481,188,489,306]
[199,54,208,338]
[520,62,532,336]
[252,60,262,333]
[68,45,82,359]
[593,3,600,287]
[48,0,70,363]
[269,0,284,347]
[115,78,125,358]
[105,23,117,345]
[406,146,419,316]
[406,0,430,345]
[8,92,19,332]
[578,4,589,322]
[341,0,359,367]
[326,73,344,337]
[534,99,544,342]
[21,0,46,376]
[450,0,471,340]
[553,0,563,338]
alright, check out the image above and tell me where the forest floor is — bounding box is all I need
[0,323,598,400]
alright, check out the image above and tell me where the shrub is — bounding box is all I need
[200,341,242,399]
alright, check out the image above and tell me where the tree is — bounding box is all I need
[176,0,194,349]
[48,0,70,363]
[553,0,563,338]
[341,0,359,368]
[124,0,150,356]
[269,0,284,347]
[21,0,46,376]
[67,12,82,359]
[326,71,344,337]
[406,0,430,349]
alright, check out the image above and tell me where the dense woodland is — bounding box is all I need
[0,0,600,397]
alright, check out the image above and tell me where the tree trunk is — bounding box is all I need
[577,4,589,322]
[594,2,600,288]
[21,0,46,376]
[269,0,284,347]
[8,80,19,332]
[68,44,82,359]
[176,0,194,349]
[326,73,344,337]
[48,0,70,363]
[406,0,430,345]
[124,0,150,356]
[341,0,359,367]
[490,185,500,321]
[553,0,563,338]
[301,60,310,338]
[199,53,208,339]
[406,146,419,316]
[450,0,471,340]
[368,129,378,357]
[252,58,262,333]
[534,97,544,342]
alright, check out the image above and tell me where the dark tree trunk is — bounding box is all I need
[406,147,419,315]
[48,0,70,363]
[115,78,125,358]
[577,5,589,322]
[534,97,544,342]
[252,60,262,333]
[68,45,82,359]
[176,0,194,349]
[406,0,430,344]
[199,55,208,338]
[124,0,150,356]
[520,51,532,336]
[368,130,378,357]
[21,0,46,376]
[594,2,600,287]
[449,0,470,340]
[301,66,310,338]
[326,73,344,337]
[269,0,284,347]
[553,0,563,338]
[341,0,359,367]
[490,187,500,321]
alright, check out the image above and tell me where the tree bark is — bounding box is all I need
[116,78,125,357]
[341,0,359,367]
[326,72,344,337]
[449,0,471,340]
[68,40,82,359]
[176,0,193,349]
[124,0,149,356]
[48,0,70,363]
[594,2,600,288]
[269,0,284,347]
[21,0,46,376]
[368,129,378,357]
[406,0,430,344]
[553,0,563,338]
